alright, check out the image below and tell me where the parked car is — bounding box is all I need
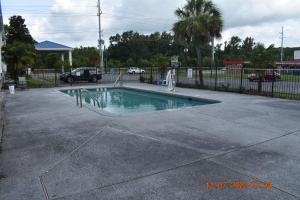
[247,72,281,82]
[127,67,145,74]
[60,67,102,83]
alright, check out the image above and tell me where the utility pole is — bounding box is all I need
[97,0,104,72]
[280,26,284,62]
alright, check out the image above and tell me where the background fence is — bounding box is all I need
[30,68,140,87]
[29,67,300,100]
[141,67,300,100]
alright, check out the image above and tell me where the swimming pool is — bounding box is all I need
[62,88,219,114]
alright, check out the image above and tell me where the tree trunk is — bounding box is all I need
[14,63,18,81]
[196,47,204,86]
[257,71,263,93]
[195,67,198,85]
[211,37,215,78]
[211,37,215,66]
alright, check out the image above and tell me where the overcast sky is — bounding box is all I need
[2,0,300,48]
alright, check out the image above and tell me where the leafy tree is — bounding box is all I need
[138,59,151,68]
[72,47,99,68]
[214,43,223,66]
[203,56,212,67]
[2,41,36,79]
[107,31,181,67]
[126,58,135,67]
[173,0,223,86]
[107,59,122,70]
[251,43,276,68]
[5,16,34,45]
[2,16,35,79]
[250,43,277,92]
[44,53,61,69]
[150,54,169,66]
[224,36,242,59]
[241,37,255,60]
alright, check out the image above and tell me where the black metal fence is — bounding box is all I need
[31,69,59,87]
[30,68,140,87]
[28,67,300,100]
[141,67,300,100]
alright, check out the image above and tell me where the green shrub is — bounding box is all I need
[27,79,53,88]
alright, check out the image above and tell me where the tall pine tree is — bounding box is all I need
[2,15,36,79]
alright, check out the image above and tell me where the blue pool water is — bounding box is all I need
[62,88,218,114]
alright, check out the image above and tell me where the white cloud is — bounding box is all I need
[214,0,300,28]
[6,0,300,48]
[28,0,99,47]
[219,19,300,48]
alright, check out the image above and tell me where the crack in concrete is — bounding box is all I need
[49,127,300,200]
[39,122,113,200]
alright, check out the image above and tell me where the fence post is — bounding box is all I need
[96,67,98,85]
[176,68,179,83]
[70,69,73,87]
[215,65,218,90]
[150,66,153,84]
[257,70,263,93]
[54,70,57,87]
[240,67,244,92]
[195,67,198,85]
[140,67,142,82]
[271,68,275,97]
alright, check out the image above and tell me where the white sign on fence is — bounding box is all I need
[171,56,179,68]
[188,68,193,79]
[27,68,31,75]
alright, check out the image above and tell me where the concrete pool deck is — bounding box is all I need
[0,83,300,200]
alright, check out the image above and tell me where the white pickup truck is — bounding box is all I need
[127,67,145,74]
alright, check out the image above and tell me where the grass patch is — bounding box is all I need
[280,75,300,82]
[28,78,54,88]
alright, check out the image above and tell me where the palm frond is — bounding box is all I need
[173,0,223,43]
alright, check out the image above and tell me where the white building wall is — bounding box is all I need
[294,50,300,60]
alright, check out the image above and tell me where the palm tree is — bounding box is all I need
[173,0,223,86]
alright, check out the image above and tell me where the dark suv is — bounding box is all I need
[247,72,281,82]
[60,68,102,83]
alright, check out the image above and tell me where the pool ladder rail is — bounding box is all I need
[76,88,102,108]
[114,73,123,87]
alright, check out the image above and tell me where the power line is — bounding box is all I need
[103,13,175,22]
[3,8,175,22]
[2,0,98,7]
[3,5,97,8]
[3,12,97,17]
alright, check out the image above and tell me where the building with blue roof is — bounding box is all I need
[35,41,73,73]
